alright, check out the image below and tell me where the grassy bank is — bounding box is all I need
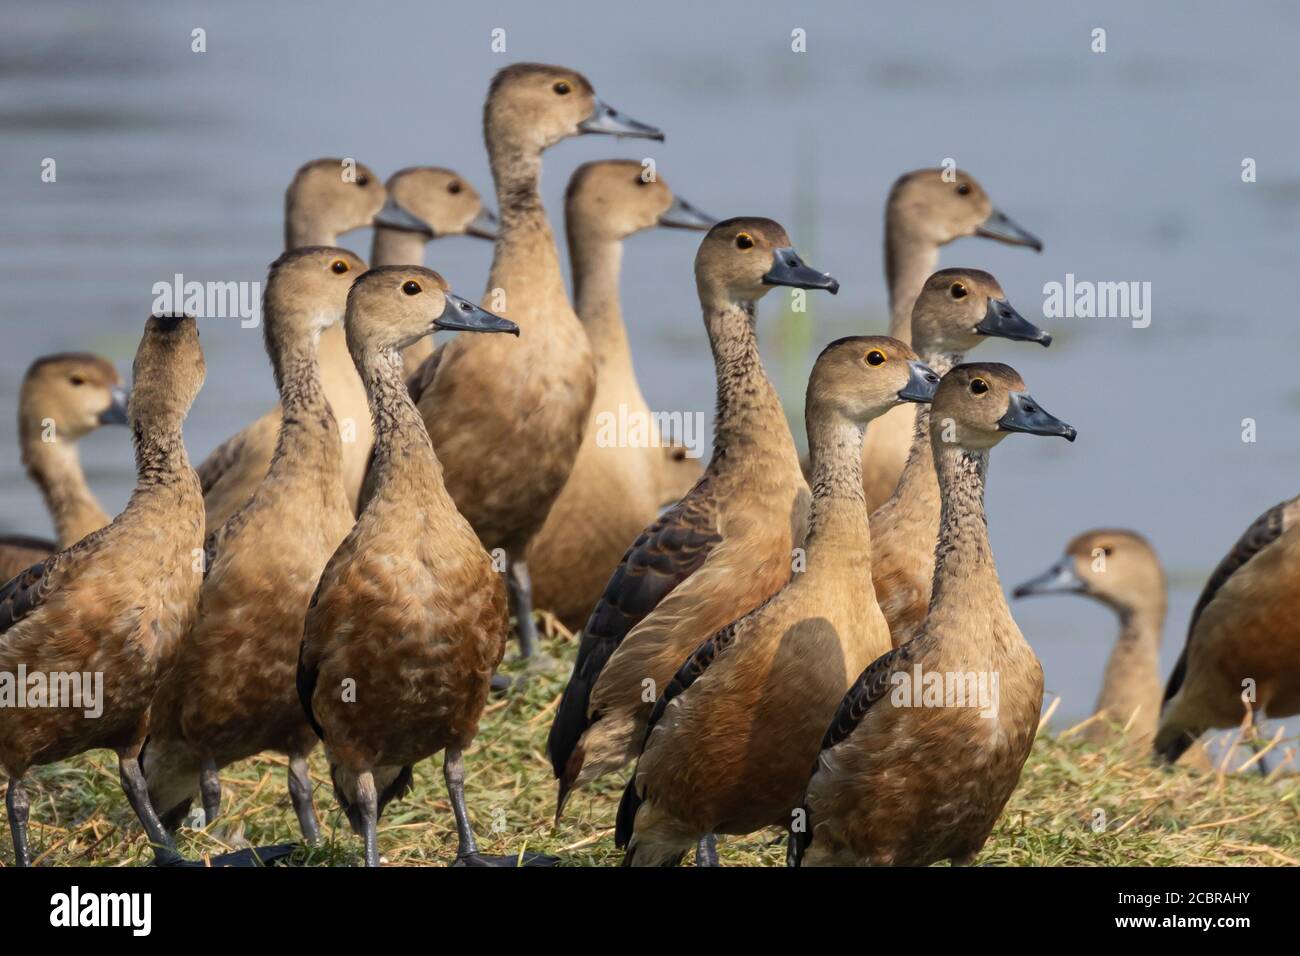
[4,618,1297,867]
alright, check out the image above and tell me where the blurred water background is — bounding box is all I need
[2,0,1298,729]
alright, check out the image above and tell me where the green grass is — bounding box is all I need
[3,616,1297,867]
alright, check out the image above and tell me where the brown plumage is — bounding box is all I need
[296,265,526,867]
[406,64,662,659]
[0,354,128,581]
[861,169,1042,512]
[793,364,1075,867]
[618,337,939,866]
[369,166,497,379]
[527,160,713,631]
[198,158,396,526]
[143,248,365,839]
[871,269,1049,646]
[1,315,206,867]
[547,217,837,815]
[1156,496,1300,763]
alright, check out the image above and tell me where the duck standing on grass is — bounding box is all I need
[617,336,939,866]
[791,364,1075,867]
[297,266,546,867]
[143,248,366,842]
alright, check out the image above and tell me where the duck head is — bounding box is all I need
[285,158,387,248]
[130,315,204,433]
[889,169,1042,252]
[930,363,1075,451]
[19,353,128,442]
[912,268,1051,354]
[264,246,367,350]
[1013,529,1165,617]
[807,335,940,426]
[566,160,715,241]
[375,167,497,240]
[695,217,839,304]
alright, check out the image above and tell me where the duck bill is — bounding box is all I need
[658,196,717,231]
[374,198,434,236]
[977,298,1052,347]
[762,248,840,294]
[975,208,1043,252]
[578,99,664,141]
[465,206,498,240]
[998,391,1076,441]
[98,385,129,425]
[897,360,941,404]
[434,293,520,336]
[1012,557,1086,599]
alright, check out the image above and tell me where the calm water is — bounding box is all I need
[2,1,1298,729]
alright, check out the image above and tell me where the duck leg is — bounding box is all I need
[118,752,183,865]
[444,749,557,867]
[695,834,718,866]
[506,556,538,660]
[287,754,320,844]
[355,770,380,867]
[6,775,32,867]
[199,758,222,825]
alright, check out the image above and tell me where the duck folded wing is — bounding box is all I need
[0,553,67,635]
[819,642,915,753]
[195,430,248,494]
[1163,499,1289,706]
[0,534,58,583]
[548,480,720,776]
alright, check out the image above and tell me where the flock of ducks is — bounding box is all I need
[1,62,1297,868]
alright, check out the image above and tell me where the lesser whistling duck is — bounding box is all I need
[1155,496,1300,763]
[405,63,663,661]
[548,217,838,817]
[296,265,528,867]
[0,354,128,581]
[871,269,1049,646]
[197,158,424,526]
[143,247,367,840]
[861,169,1042,512]
[617,336,939,866]
[369,166,497,379]
[527,159,715,632]
[1,315,213,866]
[792,363,1075,866]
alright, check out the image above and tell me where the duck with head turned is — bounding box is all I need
[297,266,542,867]
[369,166,497,378]
[872,268,1049,647]
[143,247,366,841]
[0,315,235,866]
[406,63,663,664]
[0,354,128,581]
[617,336,938,866]
[861,168,1042,512]
[527,159,714,632]
[792,363,1075,867]
[198,157,426,527]
[548,217,837,820]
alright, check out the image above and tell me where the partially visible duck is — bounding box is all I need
[407,64,663,661]
[618,337,938,866]
[0,354,128,581]
[1156,497,1300,764]
[861,169,1042,511]
[871,269,1049,646]
[2,316,208,866]
[297,266,527,866]
[369,166,497,378]
[548,218,836,817]
[527,159,714,631]
[144,248,365,840]
[792,363,1075,867]
[198,158,421,525]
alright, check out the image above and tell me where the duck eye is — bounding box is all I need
[331,259,349,274]
[402,281,422,296]
[950,282,967,299]
[1102,546,1113,557]
[735,232,754,250]
[553,81,571,95]
[956,182,970,195]
[356,174,370,187]
[70,375,86,386]
[865,350,886,367]
[970,378,989,395]
[448,181,462,195]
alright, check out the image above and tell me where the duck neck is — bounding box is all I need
[283,211,337,251]
[487,138,567,314]
[889,349,961,506]
[359,346,440,498]
[884,221,938,343]
[20,434,108,547]
[1095,602,1165,722]
[130,417,194,498]
[370,227,429,268]
[703,298,795,473]
[804,408,870,561]
[570,231,632,377]
[927,442,1008,632]
[266,326,339,476]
